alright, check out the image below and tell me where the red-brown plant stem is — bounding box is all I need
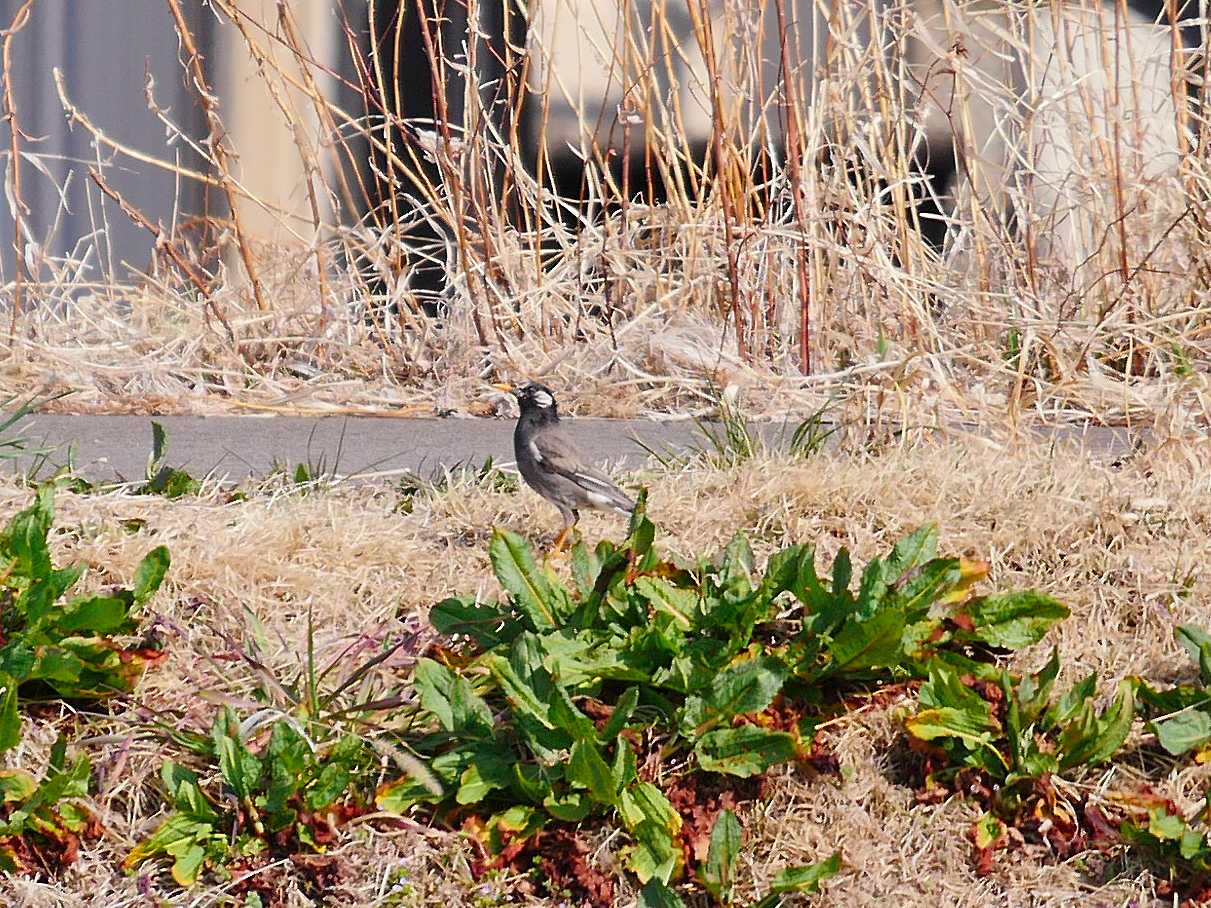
[2,1,35,339]
[689,0,748,363]
[88,168,235,342]
[774,0,812,374]
[274,1,334,313]
[411,0,497,348]
[1108,0,1132,304]
[165,0,269,312]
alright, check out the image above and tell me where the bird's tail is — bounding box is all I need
[611,486,637,516]
[575,470,637,516]
[593,481,634,516]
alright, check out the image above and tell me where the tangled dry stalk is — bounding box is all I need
[0,431,1206,904]
[1,4,1208,903]
[0,0,1208,427]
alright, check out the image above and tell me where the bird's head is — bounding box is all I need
[493,382,559,419]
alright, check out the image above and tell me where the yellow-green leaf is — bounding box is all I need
[695,726,798,777]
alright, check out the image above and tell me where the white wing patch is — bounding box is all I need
[528,438,545,464]
[584,491,619,509]
[574,472,632,513]
[573,472,616,493]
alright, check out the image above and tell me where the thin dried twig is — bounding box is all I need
[0,0,1200,429]
[86,167,236,344]
[164,0,269,312]
[1,0,35,338]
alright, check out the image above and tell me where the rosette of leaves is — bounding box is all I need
[126,707,374,886]
[1114,788,1211,893]
[0,736,93,874]
[772,520,1069,691]
[905,653,1134,870]
[1136,625,1211,759]
[657,808,841,907]
[0,485,170,750]
[380,493,1067,891]
[140,422,200,499]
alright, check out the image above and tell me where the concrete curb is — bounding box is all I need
[1,414,1169,483]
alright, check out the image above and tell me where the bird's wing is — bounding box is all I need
[530,429,635,512]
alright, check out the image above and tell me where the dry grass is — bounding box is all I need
[0,430,1208,905]
[5,1,1211,904]
[3,1,1211,427]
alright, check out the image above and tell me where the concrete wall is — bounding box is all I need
[0,1,367,291]
[216,1,360,245]
[0,0,212,287]
[0,0,1202,294]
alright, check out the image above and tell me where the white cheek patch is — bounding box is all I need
[532,390,554,408]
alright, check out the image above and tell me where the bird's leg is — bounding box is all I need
[550,510,579,557]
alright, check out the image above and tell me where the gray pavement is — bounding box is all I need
[10,415,709,482]
[4,413,1159,483]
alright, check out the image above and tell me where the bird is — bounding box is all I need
[493,382,636,552]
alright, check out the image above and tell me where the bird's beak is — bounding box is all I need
[491,383,515,394]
